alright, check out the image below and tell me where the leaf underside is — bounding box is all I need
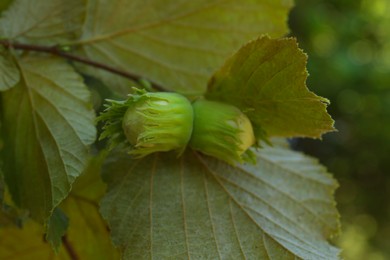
[77,0,293,95]
[206,36,335,140]
[1,55,96,223]
[101,141,340,259]
[0,0,84,44]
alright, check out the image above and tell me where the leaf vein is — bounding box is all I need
[217,174,314,236]
[30,87,86,147]
[203,172,222,259]
[106,39,208,77]
[229,199,247,259]
[244,206,327,258]
[180,156,191,259]
[78,0,227,45]
[225,164,335,231]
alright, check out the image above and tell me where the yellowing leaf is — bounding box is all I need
[0,153,120,260]
[0,219,69,260]
[0,52,20,91]
[206,36,335,139]
[77,0,293,94]
[1,55,96,223]
[59,197,120,260]
[0,0,84,44]
[100,142,340,259]
[0,195,119,260]
[58,152,120,259]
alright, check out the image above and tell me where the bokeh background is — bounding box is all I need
[289,0,390,259]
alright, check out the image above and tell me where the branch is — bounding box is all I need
[0,40,165,91]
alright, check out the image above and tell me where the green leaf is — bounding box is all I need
[206,36,335,139]
[0,52,20,91]
[0,0,85,44]
[100,142,340,259]
[46,208,69,252]
[77,0,293,94]
[1,55,96,223]
[0,0,12,16]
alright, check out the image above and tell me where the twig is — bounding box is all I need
[0,40,165,91]
[62,235,79,260]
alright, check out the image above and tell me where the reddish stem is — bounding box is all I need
[0,40,165,91]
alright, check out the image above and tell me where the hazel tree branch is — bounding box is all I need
[0,40,165,91]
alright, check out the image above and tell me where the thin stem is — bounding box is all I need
[0,40,165,91]
[62,235,79,260]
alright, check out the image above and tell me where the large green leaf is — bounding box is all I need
[1,55,96,223]
[101,142,340,259]
[0,0,84,44]
[206,36,335,139]
[77,0,293,94]
[0,51,20,91]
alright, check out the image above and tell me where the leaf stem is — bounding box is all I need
[0,40,165,91]
[62,235,78,260]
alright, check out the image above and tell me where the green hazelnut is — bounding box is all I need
[189,99,255,164]
[97,88,193,157]
[122,91,193,157]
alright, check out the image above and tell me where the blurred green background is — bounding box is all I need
[289,0,390,259]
